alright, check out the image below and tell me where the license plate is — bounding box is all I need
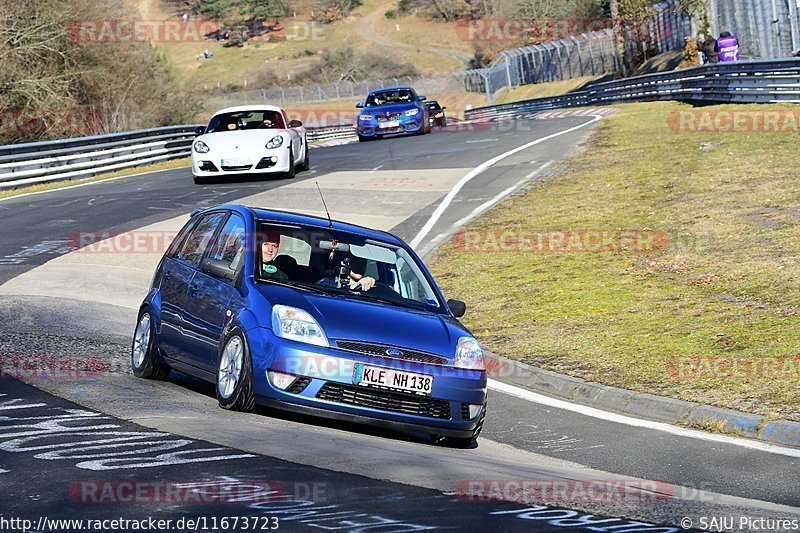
[353,363,433,396]
[221,158,249,167]
[379,120,400,128]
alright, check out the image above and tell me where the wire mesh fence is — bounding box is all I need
[710,0,800,59]
[206,0,692,110]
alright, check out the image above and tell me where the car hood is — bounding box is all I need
[361,103,420,117]
[257,284,467,357]
[200,130,286,152]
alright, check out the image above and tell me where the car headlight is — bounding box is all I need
[266,135,284,149]
[271,305,328,347]
[404,108,420,117]
[454,337,485,370]
[358,115,373,121]
[193,140,210,153]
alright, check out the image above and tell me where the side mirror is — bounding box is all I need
[194,126,206,135]
[356,102,364,108]
[447,299,466,318]
[202,258,236,281]
[442,106,447,110]
[417,95,427,101]
[288,119,303,128]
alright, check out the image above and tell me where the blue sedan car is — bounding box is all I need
[356,87,432,141]
[132,205,487,446]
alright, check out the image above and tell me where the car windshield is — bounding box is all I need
[365,89,415,107]
[255,222,442,311]
[206,110,285,133]
[426,101,441,110]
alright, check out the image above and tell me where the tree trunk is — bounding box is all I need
[609,0,629,77]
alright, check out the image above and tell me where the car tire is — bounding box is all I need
[432,403,486,449]
[216,329,255,413]
[131,309,170,380]
[358,134,371,142]
[296,142,310,172]
[193,175,209,185]
[284,148,296,179]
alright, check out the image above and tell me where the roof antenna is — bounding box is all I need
[315,181,334,228]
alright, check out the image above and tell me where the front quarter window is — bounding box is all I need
[176,212,226,268]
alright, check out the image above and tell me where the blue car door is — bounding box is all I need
[179,212,247,373]
[158,211,227,364]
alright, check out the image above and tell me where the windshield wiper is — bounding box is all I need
[260,278,329,295]
[345,291,430,312]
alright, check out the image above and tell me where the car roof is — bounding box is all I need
[369,86,415,95]
[212,105,284,116]
[202,204,405,246]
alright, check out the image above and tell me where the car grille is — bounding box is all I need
[461,403,471,420]
[375,113,401,122]
[316,383,451,419]
[285,376,312,394]
[221,164,253,171]
[335,340,449,366]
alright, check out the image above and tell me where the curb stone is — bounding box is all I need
[485,352,800,448]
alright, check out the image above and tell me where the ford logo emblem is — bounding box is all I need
[385,348,404,358]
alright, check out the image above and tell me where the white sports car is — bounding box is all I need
[191,105,309,184]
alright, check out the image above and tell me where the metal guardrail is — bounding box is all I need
[0,124,356,190]
[464,58,800,121]
[0,125,201,190]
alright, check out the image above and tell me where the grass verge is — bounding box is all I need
[429,101,800,421]
[0,158,190,201]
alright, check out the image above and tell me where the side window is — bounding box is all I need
[208,214,246,272]
[176,212,226,268]
[166,217,198,258]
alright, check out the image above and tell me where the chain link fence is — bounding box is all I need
[710,0,800,59]
[206,0,692,110]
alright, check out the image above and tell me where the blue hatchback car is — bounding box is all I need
[132,205,487,446]
[356,87,431,141]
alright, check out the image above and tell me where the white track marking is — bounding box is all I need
[410,115,602,248]
[419,161,555,256]
[489,379,800,459]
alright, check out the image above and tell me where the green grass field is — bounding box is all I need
[429,101,800,421]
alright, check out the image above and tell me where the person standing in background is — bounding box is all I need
[701,34,719,63]
[718,31,739,62]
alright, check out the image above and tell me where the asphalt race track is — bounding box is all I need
[1,116,798,532]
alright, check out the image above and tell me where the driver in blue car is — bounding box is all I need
[260,232,376,290]
[260,231,291,280]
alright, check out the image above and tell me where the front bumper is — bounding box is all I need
[192,148,291,176]
[357,116,424,137]
[248,327,487,436]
